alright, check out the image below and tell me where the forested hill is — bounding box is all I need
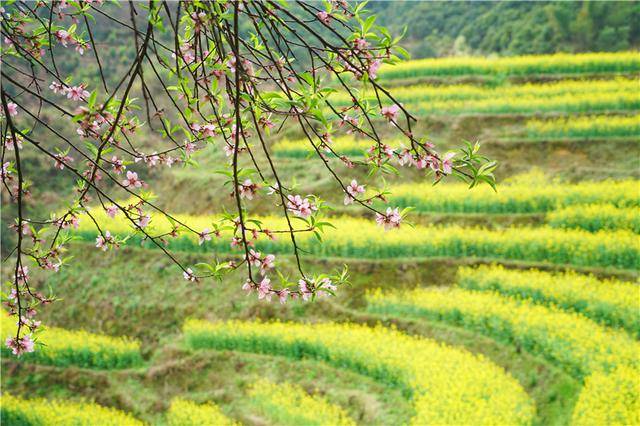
[368,1,640,58]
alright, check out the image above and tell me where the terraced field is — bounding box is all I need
[376,52,640,80]
[3,51,638,425]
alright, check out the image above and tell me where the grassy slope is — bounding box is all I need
[160,114,640,215]
[3,244,604,425]
[3,71,639,425]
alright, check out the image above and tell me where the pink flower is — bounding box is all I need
[67,85,89,101]
[1,162,11,179]
[267,183,279,195]
[441,152,456,175]
[198,228,212,245]
[228,57,236,73]
[316,11,330,24]
[4,135,22,150]
[259,116,275,130]
[368,60,381,80]
[398,149,414,166]
[238,179,258,200]
[53,154,73,170]
[278,288,289,304]
[6,102,18,117]
[353,37,370,51]
[146,153,160,167]
[61,215,79,230]
[260,254,275,275]
[242,279,253,294]
[414,156,428,170]
[246,249,262,267]
[185,142,197,155]
[54,29,73,47]
[76,120,100,138]
[95,230,112,251]
[18,221,31,236]
[5,334,35,356]
[49,81,66,94]
[375,207,402,230]
[230,237,242,249]
[344,179,365,205]
[257,277,272,301]
[172,43,195,64]
[75,43,89,55]
[223,143,235,157]
[111,156,125,174]
[381,104,400,123]
[286,195,317,219]
[16,265,29,282]
[298,279,312,301]
[122,171,142,188]
[43,258,62,272]
[201,123,216,138]
[183,268,197,282]
[136,214,151,228]
[426,155,439,171]
[317,277,337,298]
[105,205,118,218]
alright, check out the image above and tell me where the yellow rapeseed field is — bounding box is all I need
[386,179,639,213]
[0,393,144,426]
[331,77,637,105]
[183,319,535,425]
[457,264,640,335]
[377,51,640,79]
[273,135,403,158]
[571,365,640,426]
[75,211,640,270]
[248,379,356,426]
[166,399,238,426]
[547,204,640,233]
[366,287,639,377]
[1,314,142,369]
[329,78,639,114]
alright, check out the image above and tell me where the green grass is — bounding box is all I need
[1,244,592,426]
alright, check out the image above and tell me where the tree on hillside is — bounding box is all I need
[0,0,495,356]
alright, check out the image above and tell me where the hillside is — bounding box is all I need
[3,47,640,425]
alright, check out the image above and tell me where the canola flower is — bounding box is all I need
[547,204,640,233]
[74,210,640,270]
[166,398,237,426]
[273,135,403,158]
[248,379,356,426]
[0,314,142,369]
[571,365,640,426]
[376,51,640,80]
[366,287,639,378]
[401,91,639,115]
[328,78,639,115]
[386,179,639,214]
[0,393,144,426]
[457,265,640,336]
[525,113,640,139]
[330,77,638,106]
[183,319,535,425]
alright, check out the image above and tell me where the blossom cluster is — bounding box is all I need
[0,0,494,358]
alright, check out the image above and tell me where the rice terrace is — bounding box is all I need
[0,1,638,425]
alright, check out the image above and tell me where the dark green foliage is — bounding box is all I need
[368,1,640,58]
